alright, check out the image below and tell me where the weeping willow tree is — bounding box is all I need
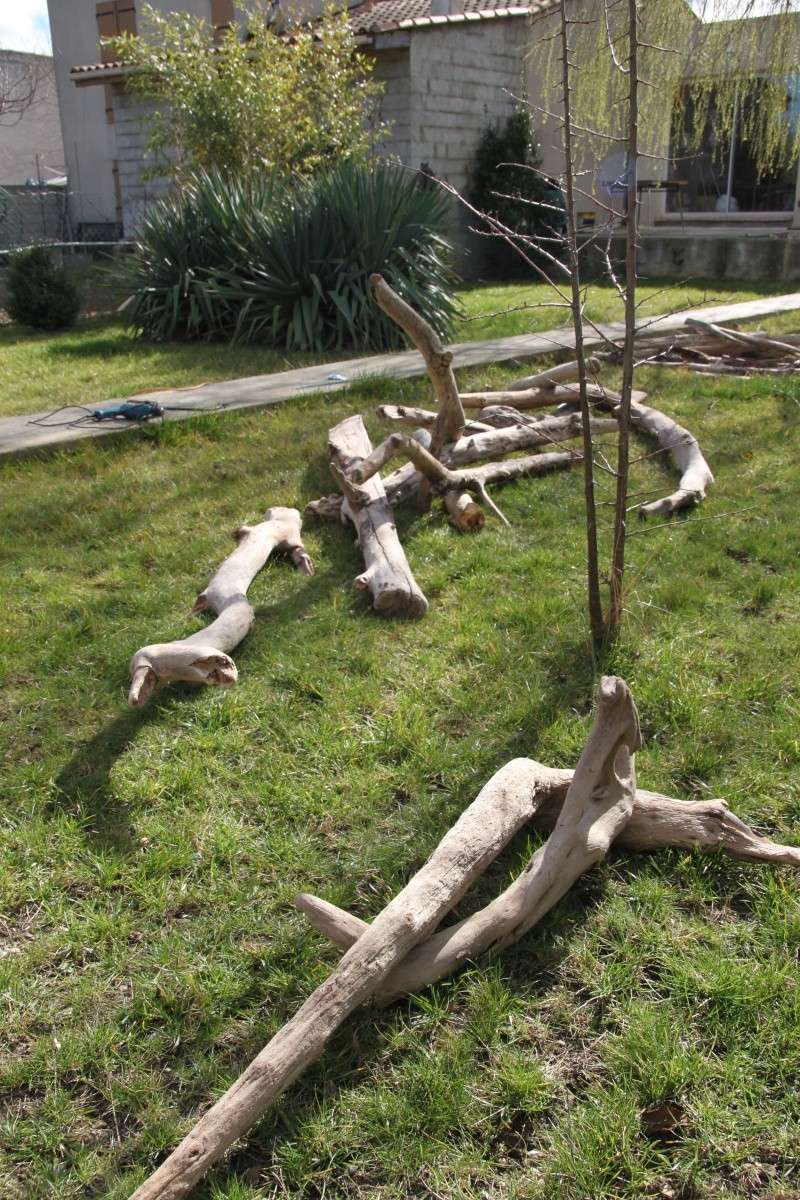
[529,0,800,647]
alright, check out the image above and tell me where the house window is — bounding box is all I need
[668,77,799,214]
[211,0,234,28]
[96,1,136,125]
[96,0,137,59]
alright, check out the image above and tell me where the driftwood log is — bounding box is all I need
[328,414,428,617]
[458,381,643,412]
[369,273,464,456]
[129,677,799,1199]
[128,507,313,706]
[593,392,714,517]
[299,780,800,1002]
[505,356,601,392]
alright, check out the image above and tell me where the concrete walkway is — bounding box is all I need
[3,290,800,459]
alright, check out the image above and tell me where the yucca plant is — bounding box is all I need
[125,163,459,351]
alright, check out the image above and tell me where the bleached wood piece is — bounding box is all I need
[444,413,618,467]
[299,778,800,987]
[595,392,714,517]
[328,414,427,618]
[369,273,465,456]
[460,383,600,411]
[345,431,512,526]
[128,756,560,1200]
[505,356,601,391]
[376,404,493,434]
[127,507,313,707]
[299,677,640,1005]
[685,317,800,360]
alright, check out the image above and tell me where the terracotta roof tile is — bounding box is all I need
[348,0,545,34]
[71,0,549,72]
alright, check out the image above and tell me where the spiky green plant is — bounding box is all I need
[124,163,459,351]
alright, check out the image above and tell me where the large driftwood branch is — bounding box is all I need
[328,415,428,617]
[444,413,618,467]
[685,317,800,360]
[128,754,566,1200]
[297,679,640,1006]
[298,775,800,1000]
[459,381,635,411]
[128,508,313,707]
[376,404,493,434]
[594,392,714,518]
[369,274,465,456]
[505,356,601,392]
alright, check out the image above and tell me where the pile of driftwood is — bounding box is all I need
[128,273,714,701]
[621,316,800,376]
[303,274,714,620]
[129,676,800,1199]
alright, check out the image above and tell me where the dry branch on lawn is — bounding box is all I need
[594,391,713,518]
[459,381,629,411]
[376,404,493,434]
[130,676,800,1199]
[129,724,578,1200]
[505,356,601,391]
[444,412,618,467]
[369,273,465,456]
[127,507,313,707]
[327,414,428,616]
[299,776,800,1000]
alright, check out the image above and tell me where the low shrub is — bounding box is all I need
[7,246,81,331]
[125,162,459,351]
[468,108,565,277]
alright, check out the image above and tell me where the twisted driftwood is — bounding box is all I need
[328,414,428,617]
[130,677,799,1199]
[299,779,800,1002]
[369,273,465,457]
[376,404,493,435]
[594,391,714,517]
[128,507,313,706]
[130,691,596,1200]
[459,380,628,411]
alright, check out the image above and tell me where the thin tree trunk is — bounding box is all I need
[608,0,639,638]
[558,0,604,645]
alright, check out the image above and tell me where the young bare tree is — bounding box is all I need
[0,51,50,127]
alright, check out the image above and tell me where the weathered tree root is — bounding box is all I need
[593,391,714,517]
[328,414,428,617]
[128,507,313,707]
[298,776,800,1003]
[129,678,799,1199]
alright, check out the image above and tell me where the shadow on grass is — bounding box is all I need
[51,690,193,852]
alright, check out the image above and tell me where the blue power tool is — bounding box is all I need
[90,400,165,421]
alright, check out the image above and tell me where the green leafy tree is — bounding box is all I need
[107,3,387,180]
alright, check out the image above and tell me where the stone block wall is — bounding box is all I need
[373,46,412,164]
[406,18,528,274]
[112,91,172,236]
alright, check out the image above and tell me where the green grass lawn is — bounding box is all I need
[1,316,799,1200]
[0,277,788,419]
